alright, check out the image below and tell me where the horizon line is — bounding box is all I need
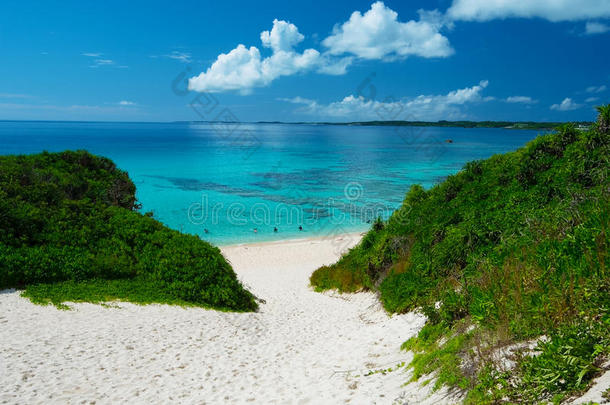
[0,118,590,125]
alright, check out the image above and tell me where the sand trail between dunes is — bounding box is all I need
[0,233,459,404]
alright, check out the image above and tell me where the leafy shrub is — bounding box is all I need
[517,321,608,401]
[0,150,257,311]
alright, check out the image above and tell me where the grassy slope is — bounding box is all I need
[311,117,609,402]
[0,151,257,311]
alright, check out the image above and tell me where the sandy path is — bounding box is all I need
[0,233,458,404]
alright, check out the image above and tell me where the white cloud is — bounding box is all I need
[586,84,607,93]
[92,59,114,66]
[82,52,127,68]
[506,96,537,104]
[189,3,456,93]
[447,0,610,22]
[279,96,319,109]
[316,56,354,75]
[322,2,453,60]
[118,101,136,106]
[265,48,320,77]
[189,45,266,93]
[164,51,192,63]
[283,80,491,120]
[445,80,488,103]
[550,97,582,111]
[189,19,321,93]
[260,19,304,52]
[585,21,610,35]
[586,97,600,103]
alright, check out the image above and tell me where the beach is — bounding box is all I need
[2,1,608,401]
[0,233,459,404]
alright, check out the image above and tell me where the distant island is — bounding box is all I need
[322,120,592,130]
[182,120,593,131]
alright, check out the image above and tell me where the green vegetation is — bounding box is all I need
[0,150,257,311]
[311,107,610,402]
[597,104,610,134]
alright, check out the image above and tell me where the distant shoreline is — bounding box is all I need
[207,119,589,130]
[253,120,579,130]
[1,119,592,131]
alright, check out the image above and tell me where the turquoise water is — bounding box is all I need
[0,121,540,245]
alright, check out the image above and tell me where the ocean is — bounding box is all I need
[0,121,540,245]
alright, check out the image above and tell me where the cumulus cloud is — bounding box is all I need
[506,96,537,104]
[444,80,489,103]
[189,3,455,93]
[585,21,610,35]
[260,19,305,52]
[322,2,453,60]
[550,97,582,111]
[447,0,610,22]
[283,80,490,120]
[188,20,321,93]
[118,101,136,106]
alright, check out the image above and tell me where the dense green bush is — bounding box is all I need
[311,107,610,402]
[0,150,257,311]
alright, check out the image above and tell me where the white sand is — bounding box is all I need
[0,233,460,404]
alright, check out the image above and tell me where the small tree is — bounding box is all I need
[596,104,610,134]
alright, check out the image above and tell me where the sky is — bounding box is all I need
[0,0,609,123]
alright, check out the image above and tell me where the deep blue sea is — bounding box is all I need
[0,121,541,245]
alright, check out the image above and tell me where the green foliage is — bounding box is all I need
[597,104,610,134]
[0,150,257,311]
[463,316,610,404]
[516,321,608,401]
[311,106,610,401]
[373,216,385,232]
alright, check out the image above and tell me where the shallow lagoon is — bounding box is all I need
[0,121,540,244]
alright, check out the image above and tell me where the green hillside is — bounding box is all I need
[0,150,257,311]
[311,106,610,403]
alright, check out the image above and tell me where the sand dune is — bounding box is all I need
[0,233,460,404]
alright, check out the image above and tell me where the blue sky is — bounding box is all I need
[0,0,609,122]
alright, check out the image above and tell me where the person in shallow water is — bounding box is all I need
[254,228,258,233]
[274,227,278,233]
[299,226,303,231]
